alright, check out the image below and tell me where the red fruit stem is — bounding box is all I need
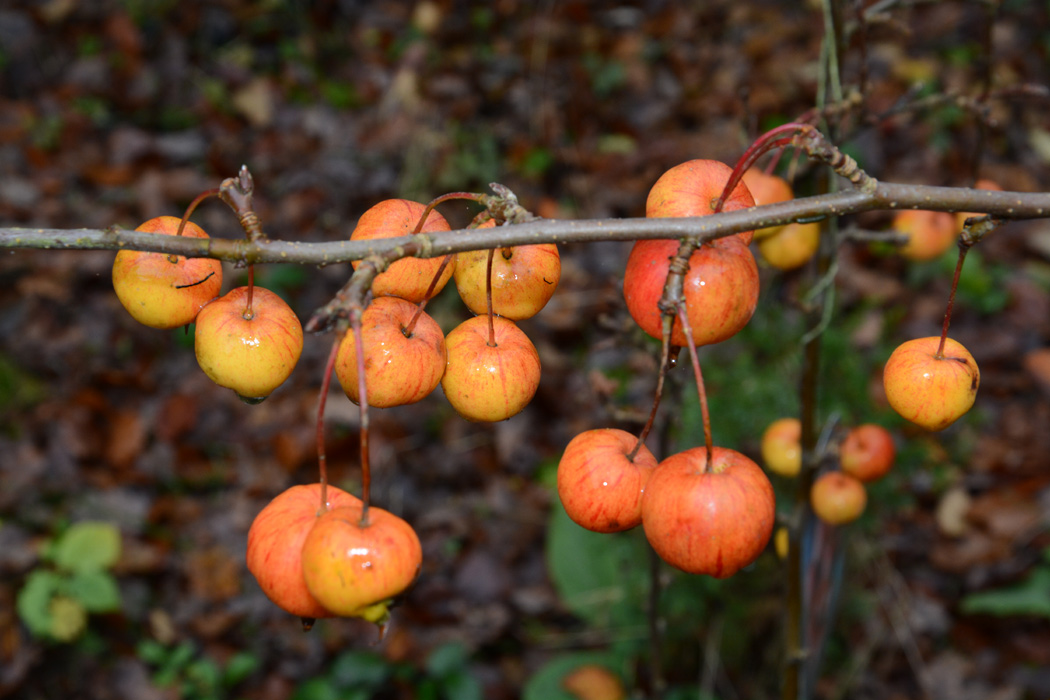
[404,252,454,336]
[352,308,372,526]
[402,192,486,335]
[675,305,714,468]
[486,247,497,347]
[315,332,342,514]
[410,191,485,235]
[175,188,220,238]
[716,123,812,212]
[627,322,672,462]
[936,242,971,358]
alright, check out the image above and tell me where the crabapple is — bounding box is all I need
[194,285,303,402]
[622,237,759,348]
[111,216,223,329]
[646,159,757,245]
[883,336,979,431]
[556,428,658,533]
[246,483,362,619]
[300,503,422,624]
[335,296,446,408]
[760,417,802,477]
[350,199,454,303]
[810,471,867,525]
[839,424,895,483]
[641,446,775,578]
[441,315,541,422]
[741,168,794,240]
[892,209,958,261]
[454,221,561,320]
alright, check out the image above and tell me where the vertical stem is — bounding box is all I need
[315,332,343,513]
[352,309,372,526]
[628,326,673,462]
[244,265,255,318]
[404,253,455,335]
[486,247,497,347]
[936,245,970,358]
[675,305,713,466]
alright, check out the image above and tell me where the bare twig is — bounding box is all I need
[3,183,1047,265]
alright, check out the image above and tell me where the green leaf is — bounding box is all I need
[425,642,469,678]
[223,651,260,687]
[53,522,121,574]
[545,498,650,628]
[185,658,222,693]
[291,678,341,700]
[16,569,62,637]
[522,652,624,700]
[329,649,391,689]
[961,568,1050,618]
[65,570,122,612]
[439,670,483,700]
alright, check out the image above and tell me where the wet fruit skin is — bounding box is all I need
[350,199,454,303]
[194,286,304,401]
[810,471,867,525]
[112,216,223,329]
[645,159,757,246]
[641,446,776,578]
[556,428,659,533]
[623,237,759,348]
[883,336,980,431]
[300,504,422,622]
[335,296,446,408]
[246,484,362,619]
[453,221,561,320]
[441,315,541,422]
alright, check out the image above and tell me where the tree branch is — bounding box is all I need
[1,182,1047,265]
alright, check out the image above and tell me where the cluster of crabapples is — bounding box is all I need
[556,157,984,577]
[112,148,985,613]
[761,418,896,528]
[337,198,559,422]
[111,215,304,403]
[558,159,778,579]
[111,197,562,624]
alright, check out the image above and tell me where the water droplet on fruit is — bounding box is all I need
[300,617,315,632]
[237,393,267,405]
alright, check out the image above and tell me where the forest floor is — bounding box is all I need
[1,2,1049,699]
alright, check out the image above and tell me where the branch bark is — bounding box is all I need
[1,182,1046,265]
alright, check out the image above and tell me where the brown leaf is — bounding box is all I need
[186,546,241,603]
[106,409,147,470]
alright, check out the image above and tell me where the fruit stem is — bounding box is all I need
[404,253,454,336]
[486,247,497,347]
[243,265,255,320]
[628,319,672,462]
[315,331,343,514]
[170,188,220,263]
[176,189,220,238]
[351,308,372,527]
[410,191,485,235]
[716,123,812,213]
[676,305,714,468]
[936,239,972,359]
